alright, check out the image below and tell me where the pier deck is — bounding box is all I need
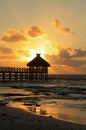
[0,67,48,81]
[0,67,29,81]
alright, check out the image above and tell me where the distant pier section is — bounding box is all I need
[0,67,29,81]
[0,54,50,81]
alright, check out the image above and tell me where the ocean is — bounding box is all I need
[0,74,86,125]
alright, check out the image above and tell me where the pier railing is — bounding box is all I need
[0,67,30,81]
[0,67,29,73]
[0,67,48,81]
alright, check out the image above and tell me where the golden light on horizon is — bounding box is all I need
[19,49,45,63]
[29,48,45,60]
[18,38,59,67]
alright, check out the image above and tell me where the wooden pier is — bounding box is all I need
[0,67,30,81]
[0,66,49,81]
[0,54,50,82]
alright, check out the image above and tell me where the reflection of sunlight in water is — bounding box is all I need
[7,101,86,124]
[8,101,29,111]
[41,104,86,124]
[8,101,47,116]
[35,105,41,114]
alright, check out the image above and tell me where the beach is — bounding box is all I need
[0,0,86,129]
[0,104,86,130]
[0,75,86,130]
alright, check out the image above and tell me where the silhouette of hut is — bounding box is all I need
[27,54,50,80]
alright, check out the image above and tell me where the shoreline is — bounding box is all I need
[0,104,86,130]
[0,78,86,130]
[0,84,86,127]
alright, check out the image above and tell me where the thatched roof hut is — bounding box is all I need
[27,54,50,80]
[27,54,50,67]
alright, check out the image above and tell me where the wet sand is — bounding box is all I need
[0,104,86,130]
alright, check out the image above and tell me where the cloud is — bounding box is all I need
[0,45,13,54]
[47,54,86,67]
[0,28,27,42]
[54,19,73,35]
[27,26,46,38]
[0,54,19,60]
[0,26,46,43]
[18,50,30,57]
[46,48,86,67]
[59,48,71,59]
[57,58,86,67]
[73,48,86,57]
[0,45,19,62]
[59,48,86,59]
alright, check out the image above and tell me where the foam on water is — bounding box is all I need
[0,74,86,124]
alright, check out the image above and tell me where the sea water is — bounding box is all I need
[0,74,86,124]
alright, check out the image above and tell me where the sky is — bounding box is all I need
[0,0,86,74]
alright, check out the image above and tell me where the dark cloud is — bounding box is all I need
[0,29,27,42]
[46,48,86,66]
[54,19,73,35]
[0,45,13,54]
[27,26,45,38]
[57,58,86,67]
[47,54,86,67]
[73,48,86,57]
[59,48,71,59]
[59,48,86,59]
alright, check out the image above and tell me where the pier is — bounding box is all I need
[0,67,29,81]
[0,54,50,81]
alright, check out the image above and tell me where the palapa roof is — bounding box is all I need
[27,54,50,67]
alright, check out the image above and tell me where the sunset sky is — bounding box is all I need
[0,0,86,74]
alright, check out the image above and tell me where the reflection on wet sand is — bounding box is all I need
[24,103,47,115]
[8,101,47,116]
[7,101,86,125]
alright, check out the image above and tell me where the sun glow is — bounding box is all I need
[29,49,45,60]
[19,39,57,63]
